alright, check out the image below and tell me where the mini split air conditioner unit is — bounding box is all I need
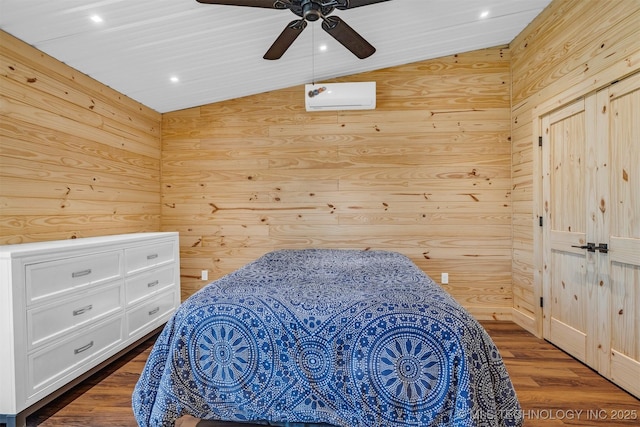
[305,82,376,111]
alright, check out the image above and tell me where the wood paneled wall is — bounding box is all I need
[509,0,640,334]
[0,31,162,244]
[5,0,636,325]
[162,47,513,319]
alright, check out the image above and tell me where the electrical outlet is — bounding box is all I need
[201,270,208,281]
[441,272,449,285]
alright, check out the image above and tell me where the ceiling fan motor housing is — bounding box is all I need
[299,0,334,21]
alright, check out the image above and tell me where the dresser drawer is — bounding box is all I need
[26,251,122,304]
[28,316,123,395]
[125,241,175,275]
[127,290,177,338]
[27,282,123,349]
[125,265,176,306]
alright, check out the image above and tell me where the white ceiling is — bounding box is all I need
[0,0,551,113]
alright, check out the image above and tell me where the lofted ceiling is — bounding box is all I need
[0,0,551,113]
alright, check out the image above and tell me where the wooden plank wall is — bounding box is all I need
[0,31,162,244]
[162,47,513,319]
[3,0,638,327]
[509,0,640,334]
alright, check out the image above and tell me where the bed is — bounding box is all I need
[133,249,523,427]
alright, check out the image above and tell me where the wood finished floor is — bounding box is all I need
[22,321,639,427]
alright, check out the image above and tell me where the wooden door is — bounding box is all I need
[541,72,640,398]
[598,73,640,397]
[541,99,592,364]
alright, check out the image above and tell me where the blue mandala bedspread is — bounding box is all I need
[133,249,523,427]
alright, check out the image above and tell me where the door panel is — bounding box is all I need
[542,99,591,363]
[605,73,640,397]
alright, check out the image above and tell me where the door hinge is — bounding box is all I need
[538,136,543,147]
[540,297,544,308]
[539,216,543,227]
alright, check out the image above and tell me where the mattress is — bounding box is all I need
[133,249,522,426]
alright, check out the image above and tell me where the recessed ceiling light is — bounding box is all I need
[90,14,103,23]
[319,44,328,52]
[480,10,490,19]
[170,76,180,83]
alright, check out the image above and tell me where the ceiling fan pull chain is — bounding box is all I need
[311,23,316,84]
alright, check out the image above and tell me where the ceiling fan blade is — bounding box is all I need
[321,16,375,59]
[335,0,390,10]
[196,0,284,8]
[264,19,307,60]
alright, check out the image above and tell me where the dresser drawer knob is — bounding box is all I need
[72,304,93,316]
[147,280,159,288]
[148,307,160,316]
[71,269,92,278]
[147,254,158,260]
[74,340,94,355]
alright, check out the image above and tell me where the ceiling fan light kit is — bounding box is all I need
[196,0,390,59]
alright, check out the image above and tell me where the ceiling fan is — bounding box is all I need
[196,0,390,60]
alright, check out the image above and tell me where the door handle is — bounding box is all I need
[571,242,596,252]
[570,242,608,253]
[595,243,608,253]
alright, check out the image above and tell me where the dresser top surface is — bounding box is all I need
[0,232,178,257]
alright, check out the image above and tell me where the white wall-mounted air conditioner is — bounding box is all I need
[305,82,376,111]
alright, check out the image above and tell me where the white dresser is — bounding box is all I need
[0,232,181,427]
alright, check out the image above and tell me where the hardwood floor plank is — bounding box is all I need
[21,321,638,427]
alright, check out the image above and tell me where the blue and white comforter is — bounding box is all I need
[133,249,522,427]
